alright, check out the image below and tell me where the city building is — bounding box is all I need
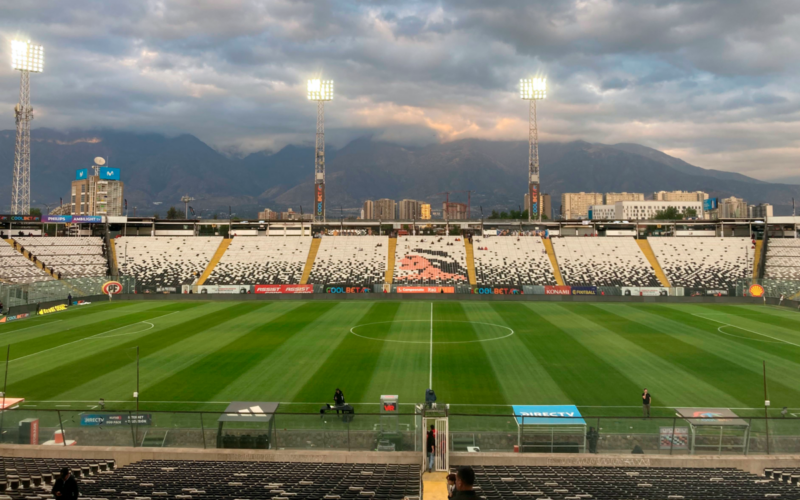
[257,208,279,220]
[281,208,312,221]
[375,199,396,220]
[605,192,644,204]
[525,193,552,219]
[420,203,431,220]
[719,197,749,218]
[71,166,124,216]
[399,199,424,220]
[362,200,374,220]
[443,202,468,220]
[749,203,773,218]
[589,200,704,220]
[561,192,603,219]
[653,190,709,202]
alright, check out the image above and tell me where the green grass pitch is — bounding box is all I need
[1,300,799,419]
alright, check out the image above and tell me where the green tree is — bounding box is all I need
[166,206,180,219]
[653,206,683,220]
[29,207,42,216]
[684,207,698,219]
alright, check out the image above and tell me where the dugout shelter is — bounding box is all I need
[216,401,278,449]
[513,405,587,453]
[675,407,750,455]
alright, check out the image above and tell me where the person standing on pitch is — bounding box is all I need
[426,424,436,473]
[642,389,651,417]
[333,388,345,414]
[67,293,72,307]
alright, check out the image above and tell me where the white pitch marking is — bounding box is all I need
[0,320,62,337]
[692,314,800,347]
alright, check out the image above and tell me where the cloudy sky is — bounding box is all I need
[1,0,799,181]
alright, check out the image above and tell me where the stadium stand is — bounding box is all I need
[394,236,469,285]
[473,236,557,286]
[0,456,115,496]
[764,239,800,280]
[13,236,107,278]
[552,237,661,287]
[117,236,222,288]
[648,237,754,289]
[0,458,420,500]
[0,241,53,284]
[467,465,800,500]
[205,236,312,285]
[765,468,800,484]
[308,236,388,286]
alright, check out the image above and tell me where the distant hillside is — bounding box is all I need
[1,129,798,217]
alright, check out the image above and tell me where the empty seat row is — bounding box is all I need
[553,237,660,287]
[206,237,312,285]
[473,236,556,286]
[308,236,388,286]
[394,236,469,285]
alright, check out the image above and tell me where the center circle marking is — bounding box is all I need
[349,320,514,344]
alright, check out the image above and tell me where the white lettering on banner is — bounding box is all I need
[520,412,575,417]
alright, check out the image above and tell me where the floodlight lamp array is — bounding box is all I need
[11,40,44,73]
[307,79,333,101]
[520,78,546,100]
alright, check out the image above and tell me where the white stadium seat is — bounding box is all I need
[206,237,311,285]
[764,239,800,280]
[473,236,556,286]
[308,236,388,286]
[648,237,754,289]
[12,236,107,278]
[553,237,660,287]
[118,236,221,287]
[393,236,469,285]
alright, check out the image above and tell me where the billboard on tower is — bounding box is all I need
[99,167,120,181]
[529,184,539,217]
[76,168,88,180]
[316,184,324,217]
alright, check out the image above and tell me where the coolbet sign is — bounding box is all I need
[475,287,523,295]
[325,286,371,294]
[102,281,123,294]
[316,184,324,217]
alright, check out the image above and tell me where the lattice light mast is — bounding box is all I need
[10,40,44,215]
[520,78,546,222]
[308,79,333,222]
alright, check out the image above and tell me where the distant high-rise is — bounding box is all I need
[653,190,708,202]
[719,197,748,218]
[749,203,773,218]
[443,202,468,220]
[605,192,644,204]
[375,199,396,220]
[420,203,431,220]
[258,208,279,220]
[399,199,423,219]
[71,163,123,216]
[362,200,374,220]
[561,192,603,219]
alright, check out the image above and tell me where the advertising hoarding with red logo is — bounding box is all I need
[254,284,314,294]
[396,286,455,294]
[544,285,571,295]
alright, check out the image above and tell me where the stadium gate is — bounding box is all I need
[421,405,449,472]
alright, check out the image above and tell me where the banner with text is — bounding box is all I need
[396,286,455,294]
[571,286,597,295]
[544,285,572,295]
[621,287,669,297]
[255,284,314,294]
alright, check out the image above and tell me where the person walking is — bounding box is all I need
[642,388,651,418]
[333,388,345,415]
[52,467,79,499]
[426,424,436,473]
[453,467,478,499]
[586,426,599,454]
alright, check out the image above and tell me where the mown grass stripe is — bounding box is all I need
[432,302,506,404]
[293,302,401,404]
[496,302,640,406]
[7,302,263,400]
[144,302,337,403]
[695,304,800,341]
[0,301,140,333]
[573,304,787,408]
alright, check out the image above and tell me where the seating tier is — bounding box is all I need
[393,236,469,285]
[553,237,660,287]
[206,237,311,285]
[648,237,754,289]
[473,236,556,286]
[308,236,388,286]
[118,236,222,288]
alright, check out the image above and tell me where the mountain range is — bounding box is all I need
[1,128,798,217]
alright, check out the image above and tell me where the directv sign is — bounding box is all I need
[99,167,120,180]
[703,198,718,211]
[513,405,586,426]
[76,168,88,180]
[81,414,152,426]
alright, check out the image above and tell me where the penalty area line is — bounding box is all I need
[692,313,800,347]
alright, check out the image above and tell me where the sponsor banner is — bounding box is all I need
[75,168,88,180]
[217,285,251,294]
[659,427,689,450]
[0,214,41,222]
[396,286,455,294]
[42,215,72,223]
[474,287,523,295]
[38,304,67,316]
[325,286,372,294]
[512,405,586,426]
[102,281,123,294]
[197,285,218,294]
[72,215,103,224]
[0,313,30,323]
[748,284,765,297]
[622,287,669,297]
[99,167,121,181]
[76,300,91,306]
[544,285,572,295]
[706,289,729,296]
[156,286,177,293]
[529,183,539,218]
[703,198,718,211]
[81,414,152,426]
[315,184,325,217]
[571,286,597,296]
[254,284,314,294]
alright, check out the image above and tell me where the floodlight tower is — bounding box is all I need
[10,40,44,215]
[520,78,546,223]
[308,78,333,222]
[181,195,195,219]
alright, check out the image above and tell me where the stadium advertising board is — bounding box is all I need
[703,198,718,211]
[217,285,251,294]
[544,285,571,295]
[254,284,313,294]
[81,414,152,426]
[42,215,72,223]
[659,426,688,450]
[325,286,371,294]
[75,168,88,180]
[396,286,455,294]
[0,313,30,323]
[315,184,324,217]
[529,184,539,218]
[102,281,123,294]
[38,304,67,316]
[512,405,586,426]
[474,287,523,295]
[0,214,41,222]
[72,215,103,223]
[705,289,729,296]
[571,286,597,295]
[748,284,765,297]
[622,287,668,297]
[99,167,121,180]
